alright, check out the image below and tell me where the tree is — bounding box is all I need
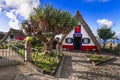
[97,25,115,48]
[22,5,78,54]
[109,35,119,50]
[111,36,119,44]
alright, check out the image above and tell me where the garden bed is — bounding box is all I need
[38,54,64,76]
[0,45,8,49]
[31,51,64,76]
[87,55,115,65]
[8,42,64,76]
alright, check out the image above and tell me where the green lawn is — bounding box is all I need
[87,54,112,65]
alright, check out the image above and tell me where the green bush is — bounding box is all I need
[101,47,112,52]
[0,45,8,49]
[31,51,62,72]
[87,54,110,63]
[113,43,120,55]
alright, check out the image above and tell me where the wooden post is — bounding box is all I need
[25,40,31,62]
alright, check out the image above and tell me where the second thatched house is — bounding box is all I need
[0,28,25,45]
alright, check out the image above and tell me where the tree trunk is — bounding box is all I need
[43,35,56,54]
[43,42,53,54]
[34,31,56,54]
[56,34,67,53]
[103,40,106,48]
[25,41,31,62]
[34,33,48,43]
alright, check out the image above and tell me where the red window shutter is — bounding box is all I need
[75,25,81,33]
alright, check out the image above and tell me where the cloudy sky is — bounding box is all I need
[0,0,120,37]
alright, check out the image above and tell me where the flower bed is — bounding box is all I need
[87,55,115,65]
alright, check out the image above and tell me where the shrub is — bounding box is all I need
[101,47,112,52]
[113,43,120,55]
[0,45,8,49]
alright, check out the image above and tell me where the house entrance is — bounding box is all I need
[73,34,82,50]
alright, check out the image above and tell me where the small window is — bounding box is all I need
[65,38,73,44]
[82,38,90,44]
[10,34,14,39]
[75,25,81,33]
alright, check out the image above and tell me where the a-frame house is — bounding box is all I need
[0,28,25,45]
[62,11,100,52]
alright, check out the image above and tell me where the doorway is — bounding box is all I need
[73,34,82,50]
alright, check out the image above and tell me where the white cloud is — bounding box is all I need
[5,10,19,29]
[6,10,16,19]
[8,18,19,29]
[0,0,40,29]
[0,7,2,13]
[97,19,113,28]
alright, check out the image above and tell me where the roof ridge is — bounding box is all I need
[75,11,100,51]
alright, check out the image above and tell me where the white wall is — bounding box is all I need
[80,23,95,46]
[62,30,74,45]
[3,35,15,44]
[62,23,95,46]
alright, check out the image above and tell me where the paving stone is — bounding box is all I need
[0,51,120,80]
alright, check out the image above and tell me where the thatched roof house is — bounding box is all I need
[75,11,100,50]
[0,28,25,45]
[62,11,100,51]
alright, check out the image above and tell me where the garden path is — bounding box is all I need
[60,51,120,80]
[0,51,120,80]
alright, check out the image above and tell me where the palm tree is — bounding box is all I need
[22,5,78,54]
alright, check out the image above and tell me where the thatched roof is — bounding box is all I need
[0,32,5,40]
[75,11,100,50]
[0,28,25,44]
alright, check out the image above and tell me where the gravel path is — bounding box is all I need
[60,51,120,80]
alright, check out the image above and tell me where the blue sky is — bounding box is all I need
[0,0,120,37]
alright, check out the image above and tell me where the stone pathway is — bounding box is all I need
[0,51,120,80]
[60,51,120,80]
[0,64,56,80]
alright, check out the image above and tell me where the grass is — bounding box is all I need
[0,45,8,49]
[87,54,113,65]
[31,52,62,72]
[18,49,25,56]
